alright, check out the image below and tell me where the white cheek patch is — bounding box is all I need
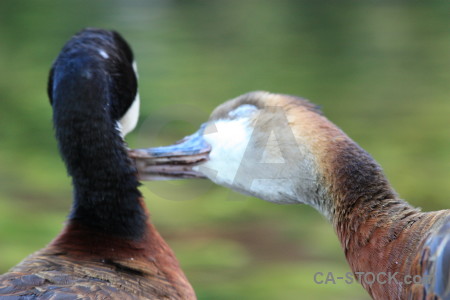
[119,93,140,137]
[118,61,140,137]
[193,107,322,207]
[195,118,253,185]
[197,118,301,204]
[132,61,139,78]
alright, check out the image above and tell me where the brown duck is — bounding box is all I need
[131,91,450,299]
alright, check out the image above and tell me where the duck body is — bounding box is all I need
[132,91,450,299]
[0,227,187,299]
[0,29,195,299]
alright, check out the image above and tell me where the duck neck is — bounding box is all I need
[315,135,425,296]
[322,138,415,245]
[52,67,147,240]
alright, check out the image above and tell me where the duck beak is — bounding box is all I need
[129,125,211,181]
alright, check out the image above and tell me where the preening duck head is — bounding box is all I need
[130,91,353,216]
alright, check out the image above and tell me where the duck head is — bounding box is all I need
[130,91,341,217]
[48,28,140,139]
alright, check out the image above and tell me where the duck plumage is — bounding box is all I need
[0,28,195,300]
[131,91,450,299]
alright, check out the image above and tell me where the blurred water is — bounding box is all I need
[0,1,449,299]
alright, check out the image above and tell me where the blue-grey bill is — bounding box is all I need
[129,127,211,181]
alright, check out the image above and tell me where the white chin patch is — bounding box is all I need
[119,93,140,137]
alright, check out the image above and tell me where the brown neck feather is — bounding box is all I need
[48,215,195,298]
[49,197,182,278]
[319,135,433,298]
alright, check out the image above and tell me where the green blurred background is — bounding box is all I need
[0,1,449,299]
